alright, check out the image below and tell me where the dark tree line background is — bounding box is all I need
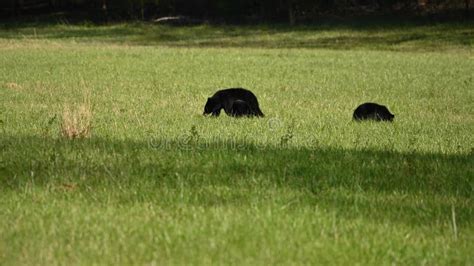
[1,0,472,23]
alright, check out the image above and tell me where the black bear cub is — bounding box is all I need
[203,88,264,117]
[353,102,394,122]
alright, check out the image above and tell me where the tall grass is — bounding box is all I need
[59,87,93,139]
[60,102,92,139]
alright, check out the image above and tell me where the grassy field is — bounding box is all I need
[0,21,473,265]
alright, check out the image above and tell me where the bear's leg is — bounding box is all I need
[211,104,222,116]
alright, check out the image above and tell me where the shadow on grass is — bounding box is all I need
[1,135,472,226]
[0,20,472,51]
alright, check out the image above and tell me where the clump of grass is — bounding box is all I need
[60,84,92,139]
[42,114,57,138]
[280,123,294,147]
[60,102,93,139]
[60,82,93,139]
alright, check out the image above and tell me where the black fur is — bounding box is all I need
[203,88,264,117]
[229,100,252,117]
[353,102,394,122]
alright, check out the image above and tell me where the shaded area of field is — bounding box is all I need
[1,135,472,264]
[1,21,473,51]
[1,135,472,226]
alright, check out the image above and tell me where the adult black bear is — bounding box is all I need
[203,88,264,117]
[353,102,394,122]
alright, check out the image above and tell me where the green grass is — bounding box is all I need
[1,20,473,51]
[0,22,473,265]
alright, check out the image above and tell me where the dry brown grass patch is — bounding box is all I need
[4,82,23,91]
[60,87,93,140]
[60,102,93,139]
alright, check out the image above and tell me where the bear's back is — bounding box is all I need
[212,88,258,102]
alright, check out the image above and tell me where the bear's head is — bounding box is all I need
[376,112,395,122]
[388,113,395,121]
[203,97,221,116]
